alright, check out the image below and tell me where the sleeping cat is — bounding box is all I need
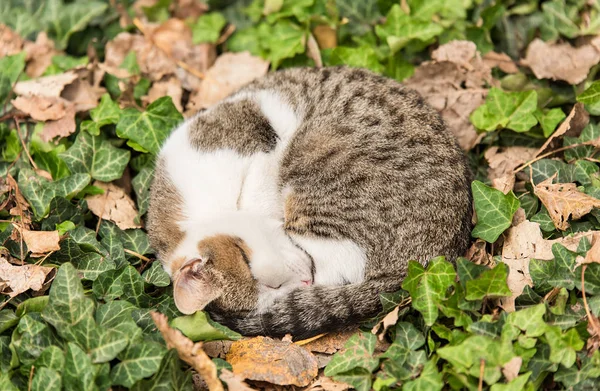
[147,66,473,339]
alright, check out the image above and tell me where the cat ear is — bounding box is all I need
[173,258,222,314]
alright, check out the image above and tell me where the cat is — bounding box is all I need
[147,66,473,339]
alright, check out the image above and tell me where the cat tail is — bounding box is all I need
[207,275,402,340]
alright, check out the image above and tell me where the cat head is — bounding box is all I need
[167,234,259,314]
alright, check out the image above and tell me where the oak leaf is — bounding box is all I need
[11,95,67,121]
[522,38,600,85]
[19,228,60,255]
[0,256,54,297]
[534,178,600,230]
[226,336,318,387]
[13,71,78,97]
[485,146,537,193]
[86,181,142,230]
[0,24,24,58]
[500,220,595,311]
[40,102,77,142]
[23,32,59,77]
[483,51,518,74]
[142,76,183,112]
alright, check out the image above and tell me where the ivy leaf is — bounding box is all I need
[381,322,425,364]
[33,346,65,372]
[31,144,70,180]
[60,131,130,182]
[401,357,443,391]
[465,263,511,300]
[116,97,183,154]
[110,341,167,387]
[332,368,373,391]
[0,52,26,104]
[192,12,226,43]
[328,46,384,73]
[470,88,538,132]
[18,169,90,218]
[63,342,97,391]
[130,349,193,391]
[505,303,548,338]
[544,326,584,368]
[142,262,170,287]
[402,257,456,326]
[530,243,578,292]
[529,159,574,185]
[31,366,62,391]
[471,181,520,243]
[324,332,379,376]
[132,165,153,219]
[489,372,531,391]
[42,0,108,49]
[261,21,306,69]
[375,5,443,54]
[81,93,121,136]
[171,311,242,342]
[535,108,566,138]
[541,0,580,40]
[527,343,558,382]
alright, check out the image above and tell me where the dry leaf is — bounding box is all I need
[372,306,400,341]
[522,38,600,85]
[306,33,323,67]
[187,51,269,112]
[226,336,318,387]
[23,32,59,77]
[151,311,224,391]
[14,71,78,98]
[142,76,183,112]
[500,220,594,311]
[0,256,54,297]
[220,369,254,391]
[405,40,496,150]
[502,357,522,381]
[11,95,67,121]
[583,234,600,264]
[301,330,358,354]
[0,24,24,58]
[536,103,586,156]
[483,51,519,74]
[61,75,106,112]
[307,376,350,391]
[172,0,209,19]
[86,182,142,230]
[313,25,337,49]
[19,228,60,255]
[466,239,493,266]
[485,146,537,193]
[40,102,76,142]
[534,178,600,231]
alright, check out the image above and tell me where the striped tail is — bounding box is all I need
[207,276,403,340]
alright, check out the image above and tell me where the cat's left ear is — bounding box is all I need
[173,258,222,314]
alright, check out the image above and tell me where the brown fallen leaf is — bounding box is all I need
[534,178,600,231]
[86,182,142,230]
[151,311,224,391]
[313,25,337,50]
[226,336,318,387]
[11,95,67,121]
[501,357,522,381]
[40,102,76,142]
[0,24,24,58]
[500,220,595,311]
[187,51,270,112]
[466,239,493,266]
[306,376,350,391]
[371,306,400,341]
[302,330,358,354]
[483,51,519,74]
[485,146,537,193]
[142,76,183,112]
[583,233,600,265]
[536,103,586,157]
[18,228,60,255]
[61,74,106,112]
[306,33,323,67]
[0,256,54,297]
[23,32,59,77]
[219,369,253,391]
[172,0,209,19]
[13,71,78,98]
[405,40,496,150]
[522,38,600,85]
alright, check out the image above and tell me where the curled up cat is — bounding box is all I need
[147,66,473,339]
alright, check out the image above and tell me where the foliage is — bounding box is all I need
[1,0,600,390]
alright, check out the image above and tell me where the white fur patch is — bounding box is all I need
[289,234,367,285]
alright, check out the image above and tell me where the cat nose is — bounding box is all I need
[301,280,312,286]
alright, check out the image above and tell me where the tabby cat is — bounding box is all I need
[147,66,472,339]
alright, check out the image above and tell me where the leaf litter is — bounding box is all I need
[1,1,600,390]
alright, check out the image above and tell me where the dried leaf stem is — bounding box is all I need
[581,265,600,339]
[513,140,597,173]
